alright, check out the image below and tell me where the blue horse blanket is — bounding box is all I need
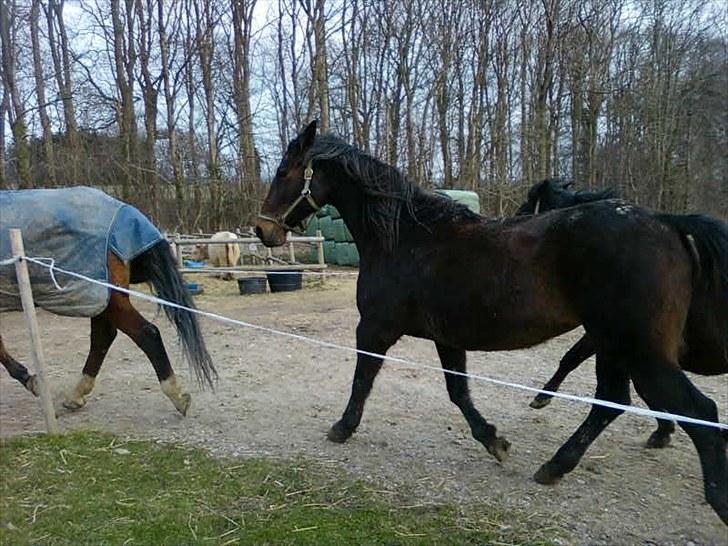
[0,187,162,317]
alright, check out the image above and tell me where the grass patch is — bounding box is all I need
[0,431,564,545]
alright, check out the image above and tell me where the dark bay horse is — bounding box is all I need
[518,179,728,447]
[255,121,728,525]
[1,235,216,417]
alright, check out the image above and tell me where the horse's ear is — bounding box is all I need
[298,120,318,152]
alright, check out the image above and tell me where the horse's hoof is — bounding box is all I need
[62,396,86,411]
[487,436,511,463]
[534,463,562,485]
[327,421,353,443]
[25,376,39,397]
[529,395,552,410]
[645,432,671,449]
[175,393,192,416]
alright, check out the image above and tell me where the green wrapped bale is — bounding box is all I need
[349,243,360,265]
[328,206,342,220]
[434,189,481,214]
[318,204,342,219]
[318,215,336,240]
[333,218,354,242]
[304,215,320,236]
[333,242,360,266]
[323,240,337,263]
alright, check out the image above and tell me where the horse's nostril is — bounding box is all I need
[254,225,264,240]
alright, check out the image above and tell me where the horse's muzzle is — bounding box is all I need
[255,217,286,247]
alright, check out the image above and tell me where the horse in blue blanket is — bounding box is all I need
[0,187,216,415]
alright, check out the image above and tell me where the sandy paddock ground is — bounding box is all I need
[1,275,726,545]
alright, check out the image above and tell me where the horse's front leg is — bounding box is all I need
[327,320,399,443]
[436,343,510,462]
[63,315,117,410]
[0,334,37,395]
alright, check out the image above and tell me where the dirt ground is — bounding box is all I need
[1,274,726,545]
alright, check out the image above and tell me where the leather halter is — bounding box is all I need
[258,161,320,234]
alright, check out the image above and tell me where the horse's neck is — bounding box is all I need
[329,176,480,254]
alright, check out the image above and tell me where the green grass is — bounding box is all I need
[0,431,565,545]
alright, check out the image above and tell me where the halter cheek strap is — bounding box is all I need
[258,161,320,234]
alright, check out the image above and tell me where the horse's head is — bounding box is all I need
[516,178,573,215]
[256,120,336,247]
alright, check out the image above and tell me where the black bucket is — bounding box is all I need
[266,270,303,293]
[237,276,267,295]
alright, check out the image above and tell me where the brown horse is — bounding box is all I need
[255,121,727,525]
[517,179,728,447]
[1,241,216,416]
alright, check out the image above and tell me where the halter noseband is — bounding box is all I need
[258,161,320,235]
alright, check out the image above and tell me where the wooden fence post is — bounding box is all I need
[9,229,59,435]
[175,235,184,269]
[316,230,325,282]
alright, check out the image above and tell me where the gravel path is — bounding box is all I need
[1,276,726,545]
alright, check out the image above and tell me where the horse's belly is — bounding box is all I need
[414,306,579,351]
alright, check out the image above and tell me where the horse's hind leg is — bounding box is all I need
[436,343,510,462]
[645,409,675,449]
[0,334,37,395]
[535,354,629,485]
[632,362,728,525]
[328,320,399,443]
[107,293,191,416]
[531,334,595,409]
[63,315,117,410]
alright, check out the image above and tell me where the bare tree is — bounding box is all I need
[1,0,31,187]
[157,0,185,224]
[30,0,55,184]
[231,0,258,212]
[46,0,79,180]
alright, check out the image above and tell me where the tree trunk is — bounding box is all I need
[31,0,56,185]
[0,0,31,187]
[47,0,79,181]
[111,0,137,200]
[232,0,259,224]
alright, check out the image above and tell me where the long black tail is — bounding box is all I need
[139,240,217,388]
[657,213,728,343]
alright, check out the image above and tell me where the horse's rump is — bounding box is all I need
[657,213,728,373]
[0,187,162,317]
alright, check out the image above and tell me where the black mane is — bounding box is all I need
[304,134,480,251]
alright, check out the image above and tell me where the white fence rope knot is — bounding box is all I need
[4,255,727,432]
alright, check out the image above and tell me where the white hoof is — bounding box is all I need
[25,375,38,397]
[175,393,192,416]
[62,395,86,410]
[63,374,95,411]
[160,375,191,417]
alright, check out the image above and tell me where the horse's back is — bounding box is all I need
[0,187,162,317]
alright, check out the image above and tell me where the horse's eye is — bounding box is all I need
[276,168,286,178]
